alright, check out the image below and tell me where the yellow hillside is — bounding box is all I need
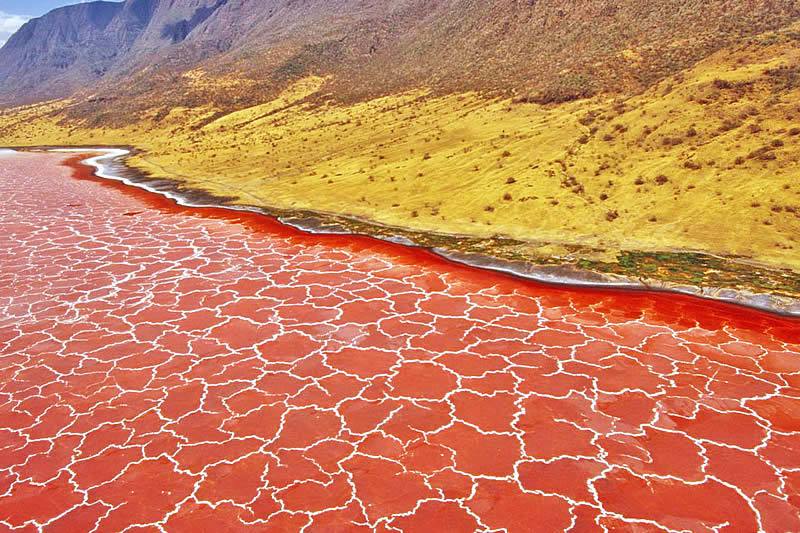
[1,27,799,280]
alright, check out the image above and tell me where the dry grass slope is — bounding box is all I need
[1,25,799,279]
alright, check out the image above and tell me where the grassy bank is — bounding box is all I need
[1,28,799,283]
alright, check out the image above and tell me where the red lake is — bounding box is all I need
[0,150,799,532]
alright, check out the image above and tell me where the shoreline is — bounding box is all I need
[6,145,800,318]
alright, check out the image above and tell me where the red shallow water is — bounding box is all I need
[1,151,799,532]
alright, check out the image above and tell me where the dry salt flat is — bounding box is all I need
[0,150,799,532]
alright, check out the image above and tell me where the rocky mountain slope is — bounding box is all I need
[1,0,800,111]
[0,1,147,103]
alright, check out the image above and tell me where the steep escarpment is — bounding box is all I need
[0,1,126,103]
[2,0,800,113]
[0,0,230,105]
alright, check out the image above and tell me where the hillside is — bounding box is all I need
[2,0,800,110]
[1,1,800,300]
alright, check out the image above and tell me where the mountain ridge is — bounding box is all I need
[2,0,800,112]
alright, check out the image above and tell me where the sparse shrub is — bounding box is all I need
[713,78,734,90]
[789,127,800,136]
[741,106,758,118]
[602,133,614,142]
[503,193,513,201]
[606,210,619,221]
[506,177,517,184]
[655,174,669,185]
[683,160,702,170]
[599,193,609,201]
[686,127,698,137]
[484,205,495,212]
[748,146,778,160]
[579,112,599,126]
[772,139,785,147]
[718,119,742,132]
[532,72,597,104]
[577,135,589,144]
[764,64,800,90]
[634,177,645,185]
[501,150,512,158]
[422,152,431,160]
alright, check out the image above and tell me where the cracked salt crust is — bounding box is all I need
[0,151,798,532]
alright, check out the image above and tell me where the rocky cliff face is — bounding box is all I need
[1,0,800,110]
[0,2,125,103]
[0,0,228,104]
